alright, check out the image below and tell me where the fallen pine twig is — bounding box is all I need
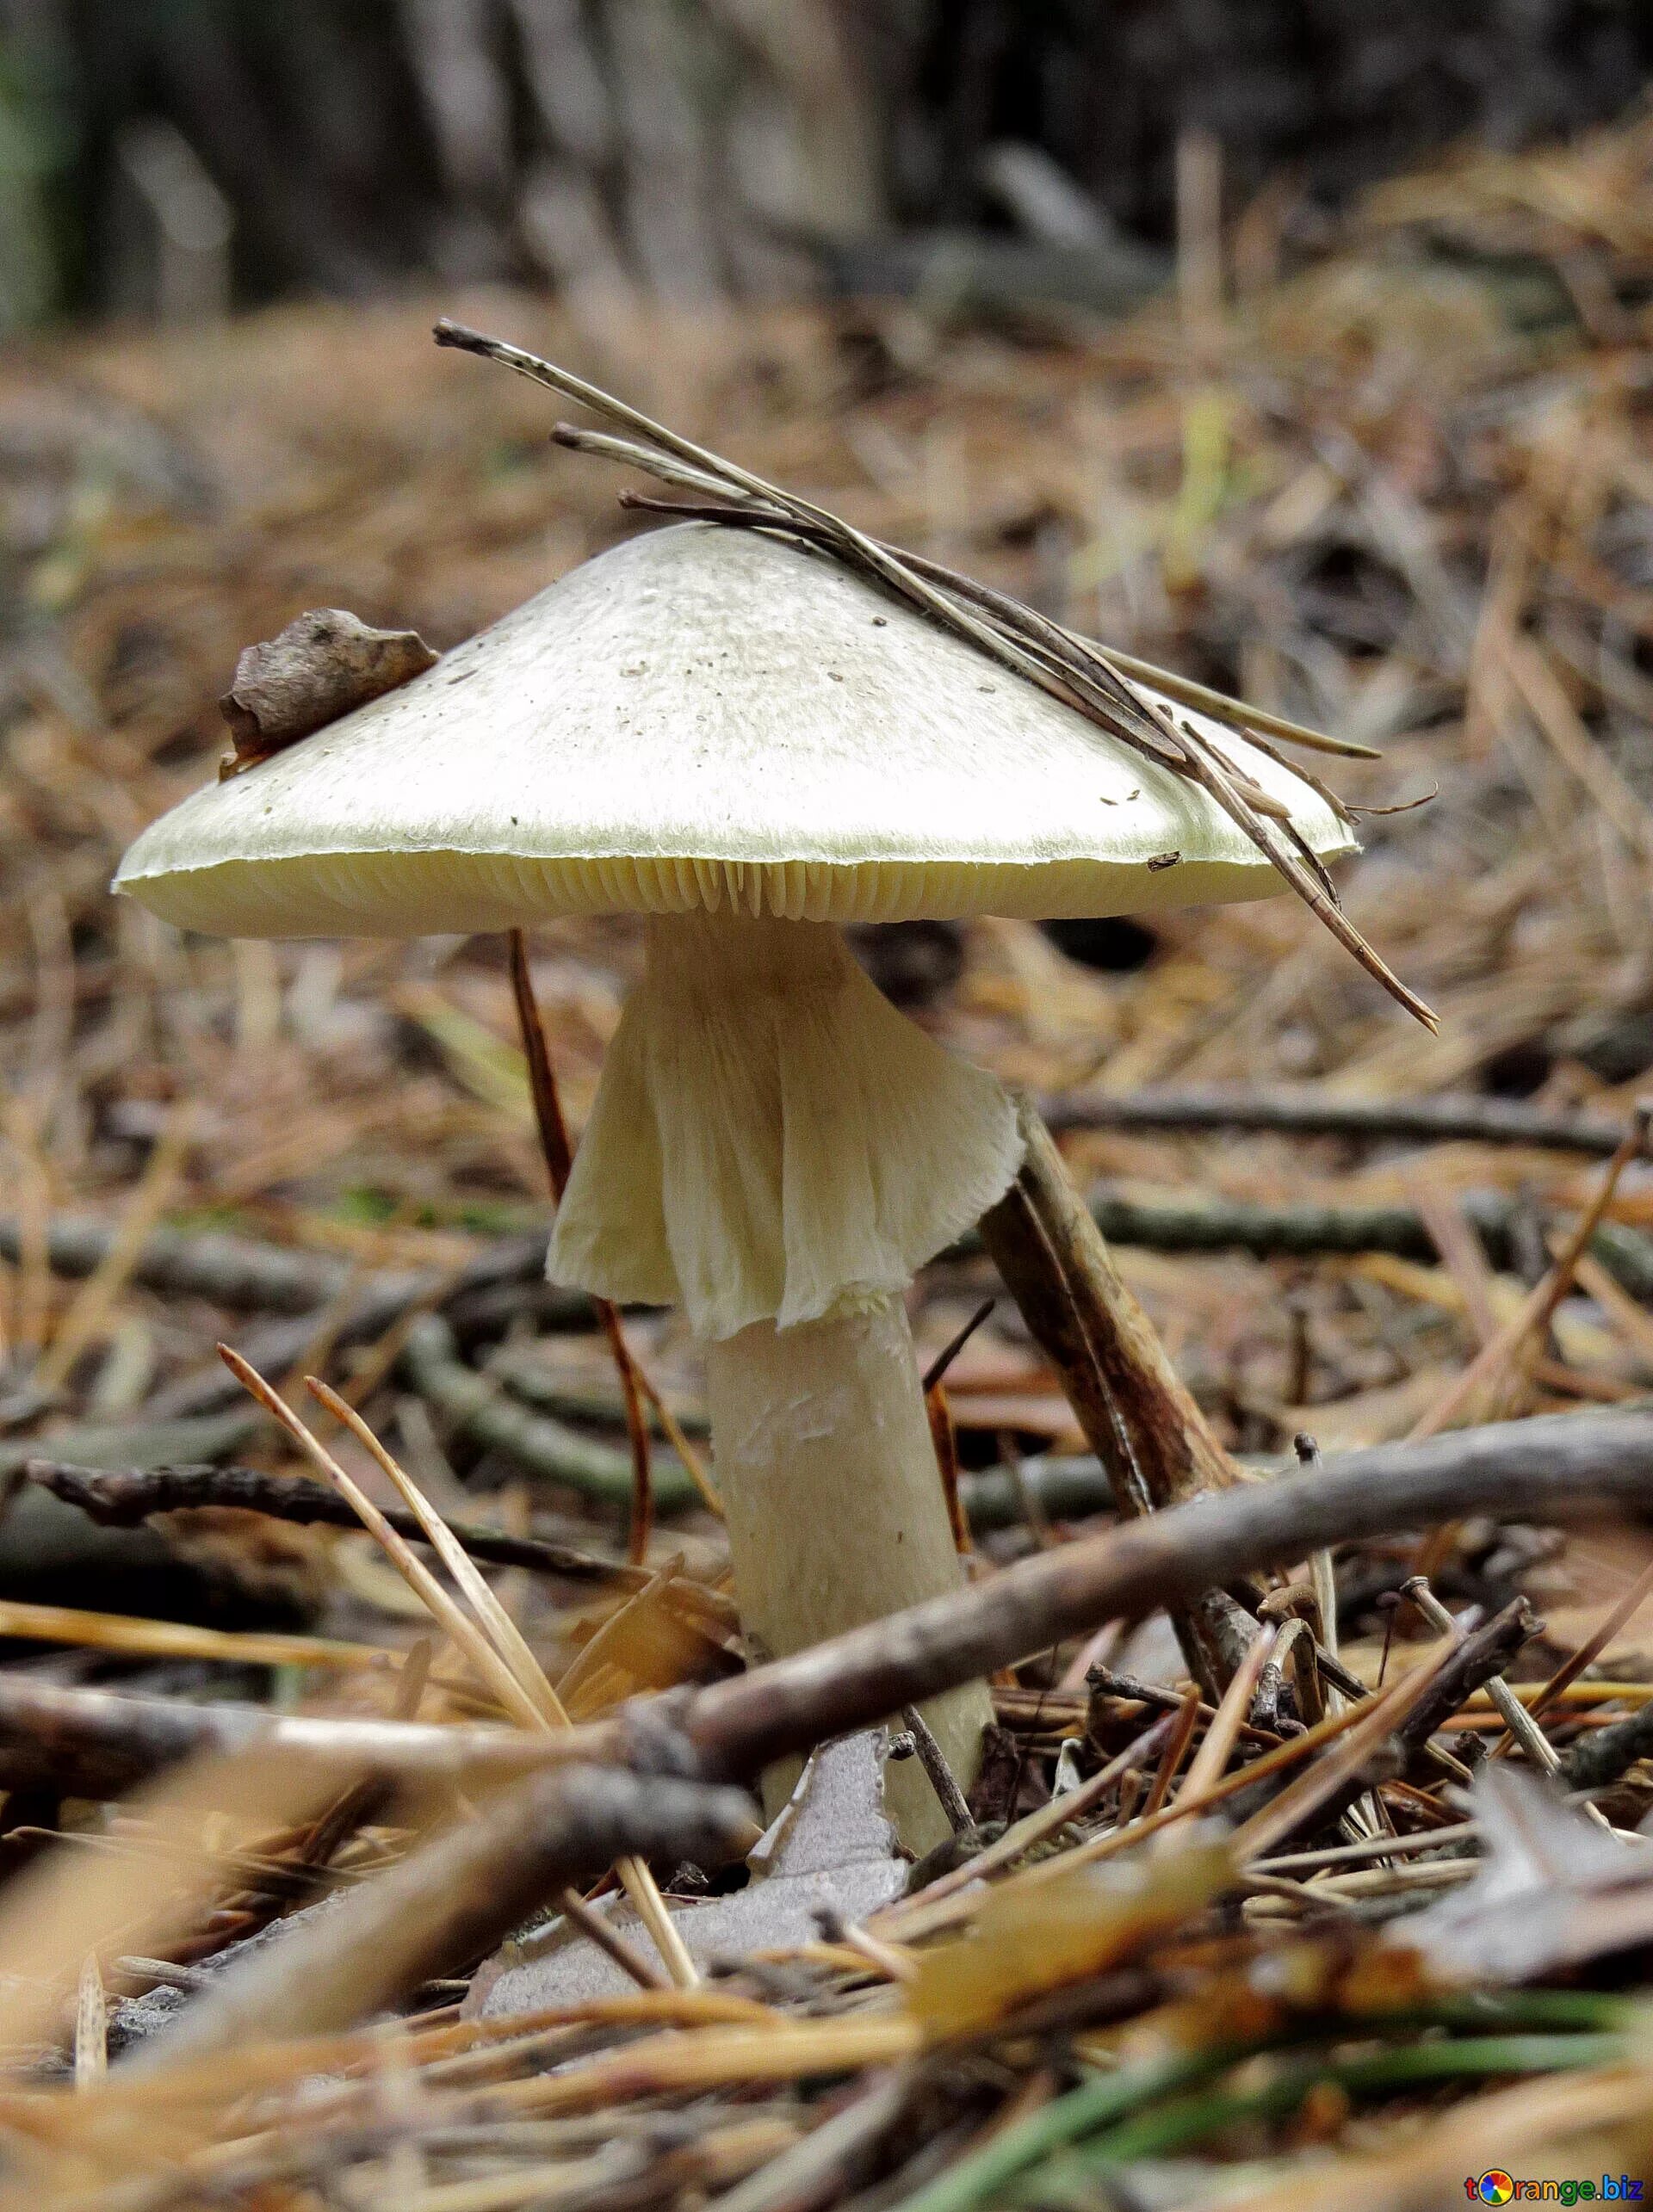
[0,1214,559,1319]
[1043,1084,1638,1158]
[1077,1188,1653,1294]
[0,1677,573,1801]
[15,1406,1653,1810]
[15,1183,1653,1376]
[1401,1575,1592,1814]
[956,1187,1653,1297]
[980,1097,1259,1696]
[959,1409,1653,1530]
[23,1460,732,1621]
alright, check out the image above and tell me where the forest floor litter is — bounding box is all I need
[5,108,1653,2212]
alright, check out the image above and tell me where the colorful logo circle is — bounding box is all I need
[1477,2178,1515,2207]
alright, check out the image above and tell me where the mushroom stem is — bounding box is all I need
[548,908,1022,1846]
[706,1294,992,1851]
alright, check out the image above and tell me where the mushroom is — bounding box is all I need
[115,522,1356,1850]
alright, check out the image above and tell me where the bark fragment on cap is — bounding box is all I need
[219,609,437,778]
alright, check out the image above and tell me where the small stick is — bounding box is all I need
[1254,1821,1479,1875]
[887,1711,1177,1929]
[1506,1550,1653,1751]
[920,1299,997,1393]
[24,1459,709,1596]
[74,1954,107,2088]
[1229,1634,1460,1861]
[1292,1434,1343,1720]
[1160,1624,1278,1842]
[1400,1577,1612,1833]
[1136,1689,1202,1821]
[814,1908,919,1985]
[1392,1597,1540,1770]
[898,1706,975,1838]
[925,1385,970,1555]
[1041,1084,1634,1158]
[555,1884,668,1992]
[980,1098,1260,1696]
[920,1306,994,1552]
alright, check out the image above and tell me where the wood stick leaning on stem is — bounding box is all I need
[979,1095,1260,1697]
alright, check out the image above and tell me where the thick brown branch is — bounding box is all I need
[678,1406,1653,1785]
[3,1409,1653,1806]
[0,1678,560,1800]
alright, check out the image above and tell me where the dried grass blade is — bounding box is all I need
[306,1375,569,1727]
[216,1346,545,1732]
[1409,1100,1652,1446]
[294,1362,695,1991]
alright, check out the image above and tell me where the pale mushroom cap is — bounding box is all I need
[115,522,1356,936]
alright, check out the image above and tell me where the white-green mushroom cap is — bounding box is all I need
[115,522,1355,937]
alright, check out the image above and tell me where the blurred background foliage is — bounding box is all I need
[0,0,1650,330]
